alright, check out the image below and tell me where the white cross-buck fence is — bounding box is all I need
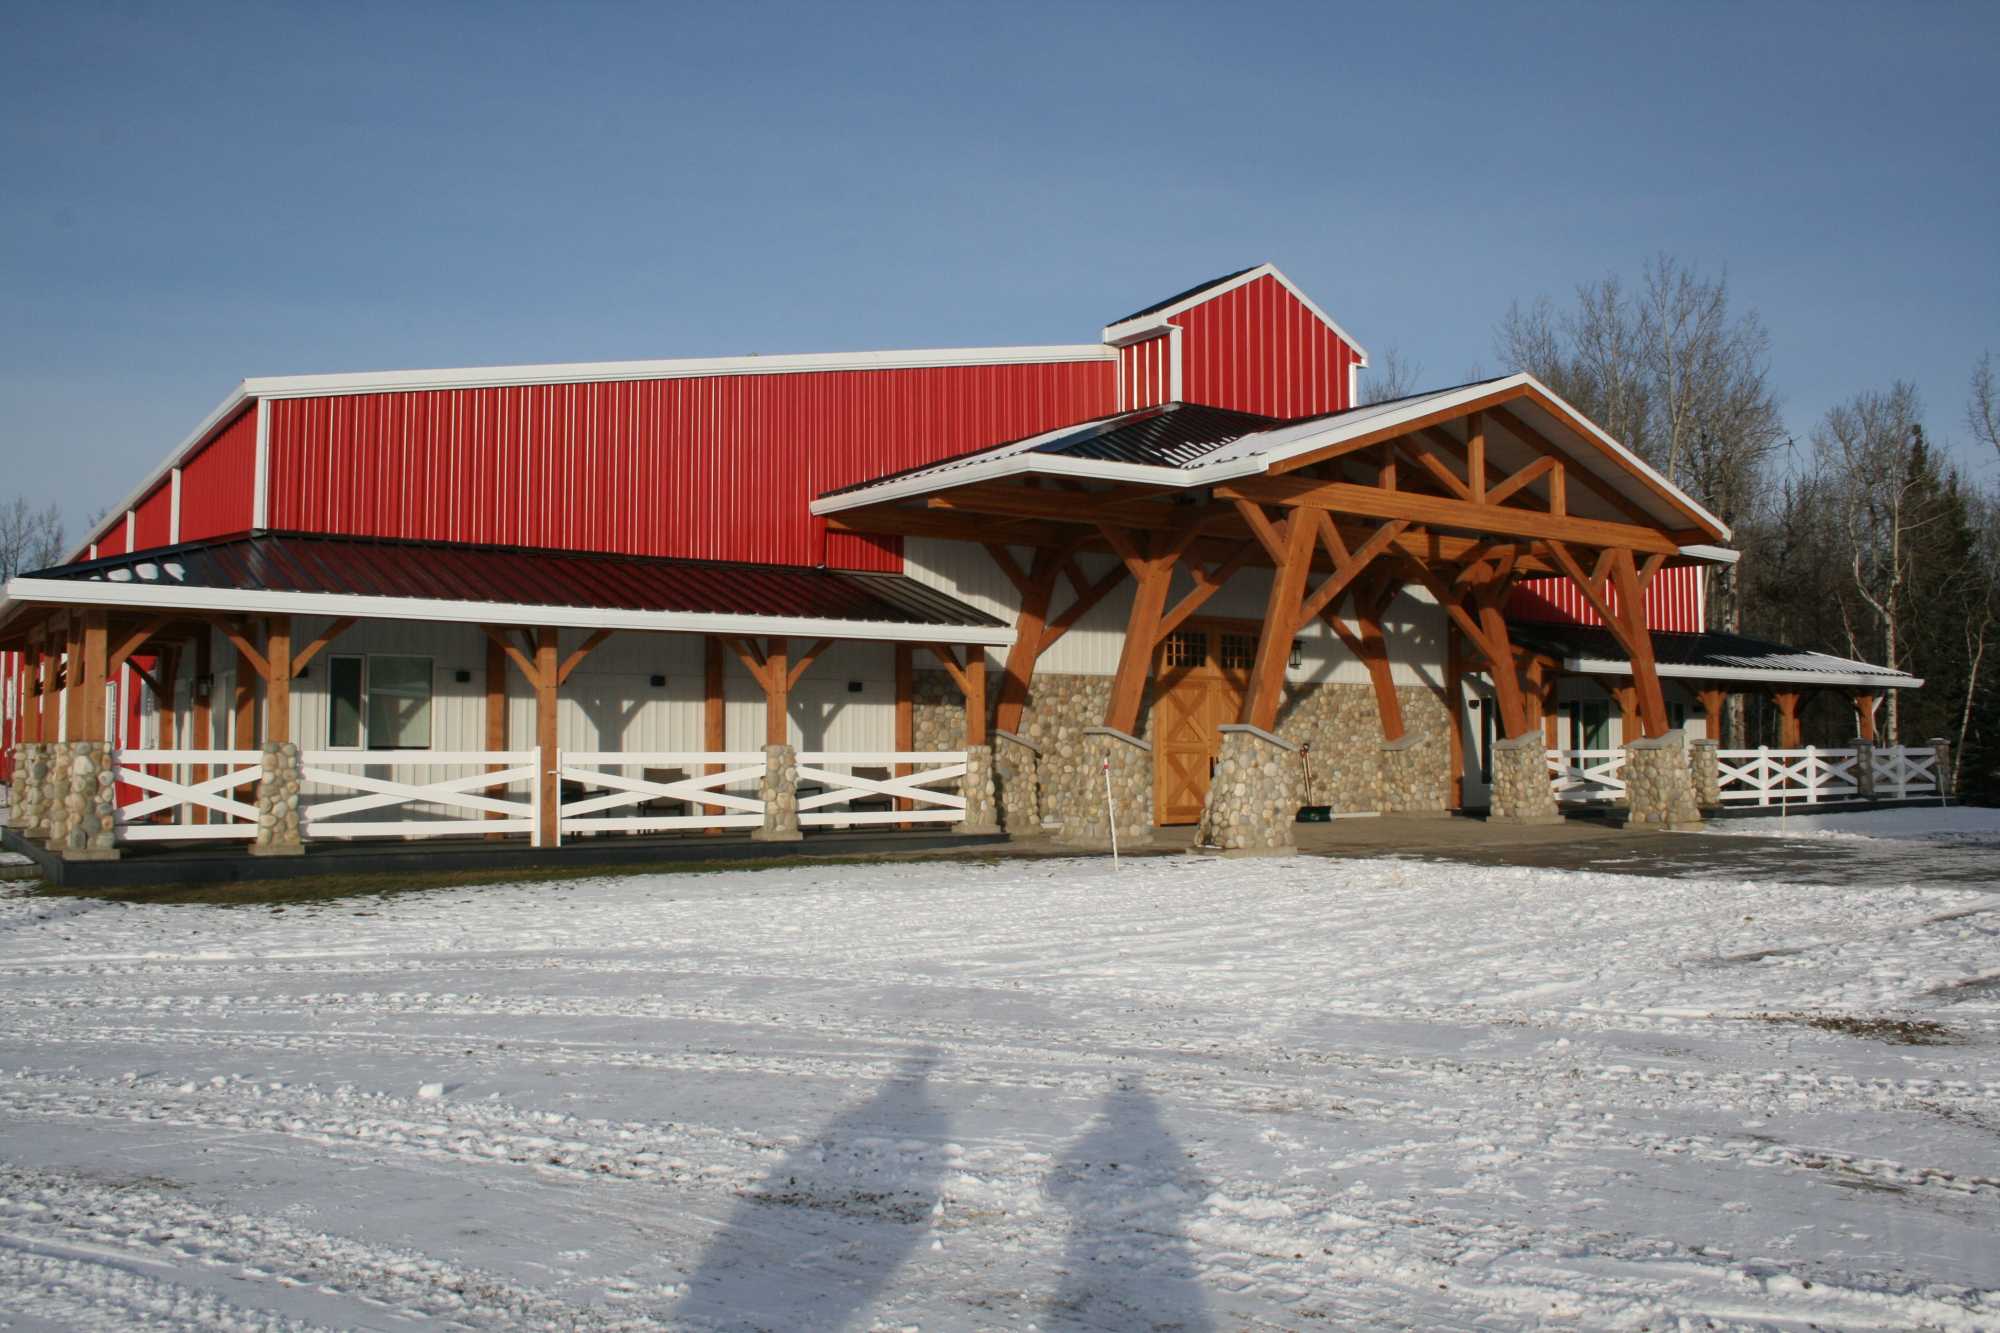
[1544,742,1945,807]
[1546,749,1627,804]
[87,745,976,848]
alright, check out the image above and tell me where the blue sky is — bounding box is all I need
[4,1,1996,534]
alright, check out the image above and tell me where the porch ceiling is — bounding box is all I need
[0,531,1013,648]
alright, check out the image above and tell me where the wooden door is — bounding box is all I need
[1152,621,1259,825]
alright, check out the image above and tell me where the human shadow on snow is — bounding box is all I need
[674,1049,949,1329]
[1044,1079,1215,1332]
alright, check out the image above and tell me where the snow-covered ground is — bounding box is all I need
[0,856,1995,1331]
[1713,804,2000,845]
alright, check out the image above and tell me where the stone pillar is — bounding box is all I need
[1055,727,1153,849]
[753,742,802,841]
[1689,737,1723,810]
[251,741,305,856]
[1622,731,1704,831]
[1929,737,1953,798]
[55,741,120,860]
[1487,733,1563,825]
[958,744,1000,834]
[1379,735,1448,816]
[1849,738,1875,801]
[992,730,1040,835]
[9,742,46,837]
[41,740,73,849]
[1196,725,1299,856]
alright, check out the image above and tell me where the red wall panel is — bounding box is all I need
[178,405,259,542]
[1507,564,1705,635]
[265,359,1116,571]
[1119,334,1172,410]
[1171,273,1356,420]
[131,482,174,551]
[95,524,127,558]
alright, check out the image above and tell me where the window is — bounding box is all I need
[1218,633,1257,670]
[327,655,433,750]
[1162,630,1204,669]
[1571,700,1611,752]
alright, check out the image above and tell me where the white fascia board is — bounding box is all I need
[1100,263,1372,366]
[1562,656,1923,690]
[62,384,254,565]
[241,344,1114,401]
[1677,544,1739,564]
[3,578,1015,648]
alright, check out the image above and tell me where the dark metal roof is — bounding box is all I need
[1512,623,1919,685]
[817,401,1280,501]
[1110,266,1259,326]
[24,532,1004,628]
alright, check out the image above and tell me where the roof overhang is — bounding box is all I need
[814,373,1732,547]
[0,578,1014,648]
[1561,655,1922,690]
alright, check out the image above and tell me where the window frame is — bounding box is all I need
[324,653,436,752]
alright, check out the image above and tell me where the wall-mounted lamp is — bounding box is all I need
[193,675,213,704]
[650,674,667,688]
[453,669,472,683]
[1288,640,1304,669]
[846,680,864,694]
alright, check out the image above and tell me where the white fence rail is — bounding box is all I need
[1872,745,1939,799]
[111,749,263,841]
[558,752,767,835]
[796,751,967,827]
[1716,747,1858,805]
[301,750,541,839]
[1546,749,1628,803]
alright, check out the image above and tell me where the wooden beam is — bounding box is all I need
[963,645,988,746]
[785,638,831,691]
[1852,691,1877,743]
[1465,410,1485,503]
[1393,437,1473,501]
[1293,519,1410,634]
[894,643,913,820]
[107,616,170,674]
[534,627,559,846]
[556,628,614,686]
[1243,504,1318,731]
[264,616,292,744]
[190,631,211,825]
[704,637,726,825]
[1486,404,1660,528]
[1231,498,1290,565]
[213,618,273,682]
[994,547,1062,735]
[486,632,509,838]
[1038,558,1126,655]
[1485,455,1558,508]
[481,625,545,689]
[1216,475,1683,555]
[983,543,1031,597]
[925,643,970,695]
[1104,532,1177,735]
[290,617,357,677]
[1155,540,1258,646]
[762,638,789,746]
[1608,549,1671,738]
[78,610,109,743]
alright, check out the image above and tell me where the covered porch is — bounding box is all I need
[0,533,1016,866]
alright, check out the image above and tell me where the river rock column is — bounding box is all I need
[1849,738,1875,801]
[1622,731,1704,830]
[251,741,305,856]
[40,740,73,848]
[1929,737,1953,798]
[958,743,1000,834]
[1055,727,1153,850]
[753,742,802,842]
[1196,725,1298,856]
[9,742,46,837]
[1488,733,1563,825]
[1689,737,1724,810]
[992,730,1041,835]
[1379,735,1447,815]
[57,741,120,860]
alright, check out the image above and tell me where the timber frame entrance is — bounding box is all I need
[814,374,1736,821]
[1153,617,1257,824]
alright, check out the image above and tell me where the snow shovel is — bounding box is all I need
[1296,742,1331,822]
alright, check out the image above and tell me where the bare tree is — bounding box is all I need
[1954,494,1997,766]
[1814,383,1934,742]
[1360,346,1425,405]
[0,499,68,581]
[1494,283,1651,454]
[1971,351,2000,458]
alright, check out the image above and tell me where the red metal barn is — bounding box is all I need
[0,263,1921,875]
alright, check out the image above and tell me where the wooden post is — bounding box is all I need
[963,645,988,746]
[61,613,81,742]
[1243,514,1315,732]
[1697,687,1727,739]
[763,637,789,746]
[704,636,726,826]
[1609,679,1638,741]
[1608,550,1670,739]
[264,616,292,744]
[24,638,42,744]
[191,632,212,825]
[535,627,559,847]
[1851,691,1877,743]
[1774,689,1802,748]
[993,549,1060,735]
[1444,626,1464,810]
[1472,598,1531,740]
[79,610,108,742]
[1353,580,1405,742]
[233,625,260,750]
[485,633,508,838]
[1103,529,1181,736]
[894,643,913,820]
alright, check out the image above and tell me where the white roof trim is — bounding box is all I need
[1101,263,1371,367]
[1563,656,1922,690]
[814,373,1732,543]
[1676,544,1739,565]
[2,577,1015,648]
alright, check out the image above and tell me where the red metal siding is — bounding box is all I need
[1508,564,1705,635]
[178,406,259,542]
[95,523,127,558]
[131,482,174,552]
[1119,333,1172,409]
[1171,273,1355,419]
[265,360,1116,571]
